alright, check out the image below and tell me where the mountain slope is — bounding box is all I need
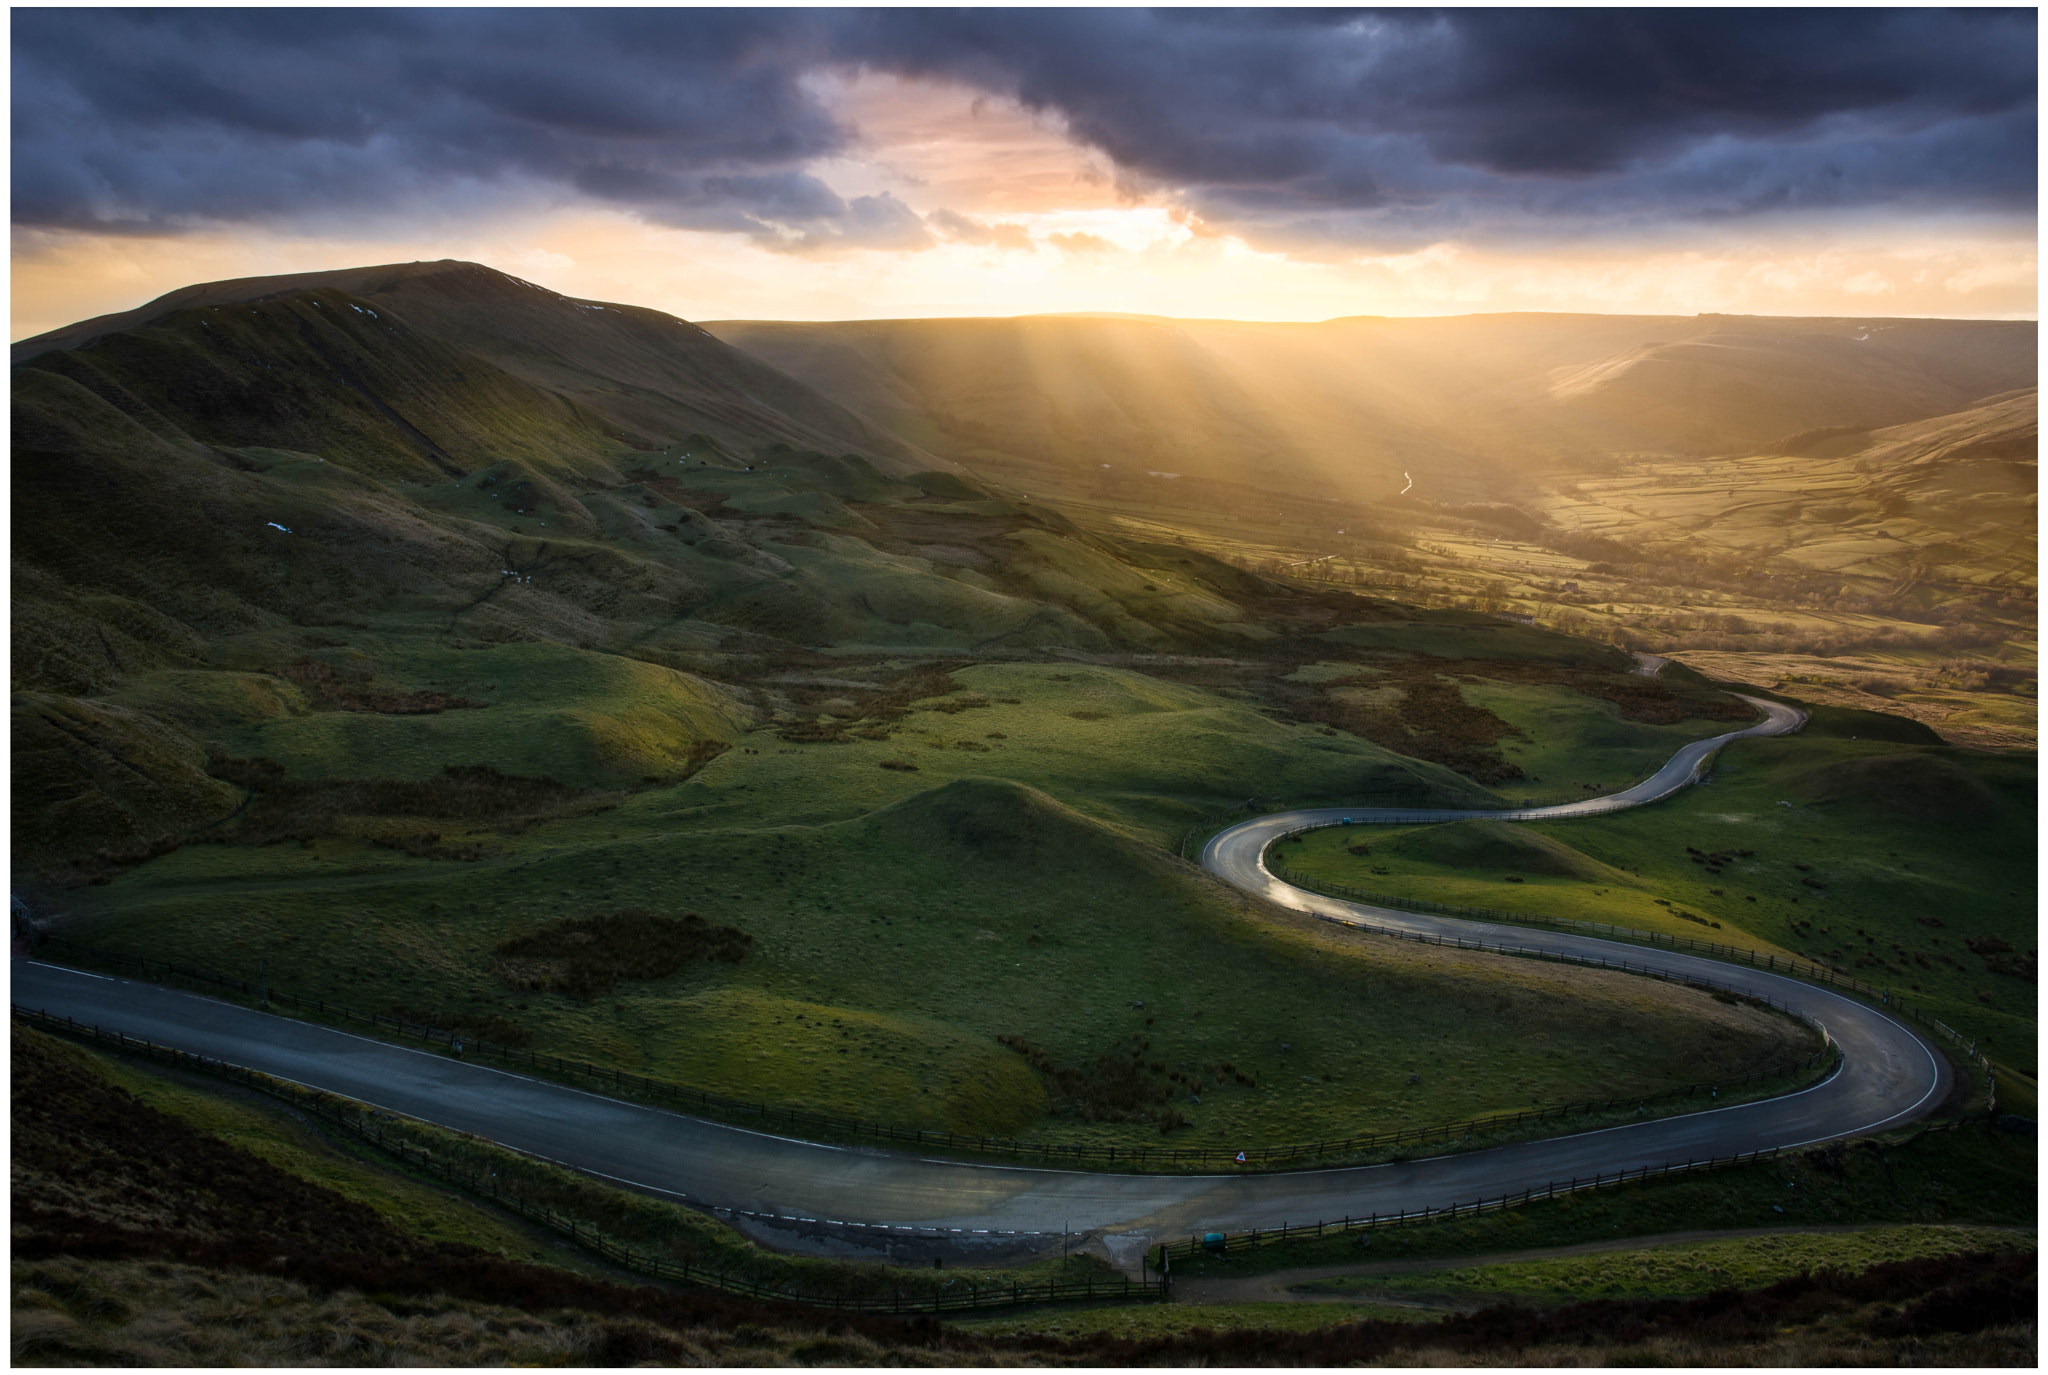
[705,312,2036,506]
[1539,388,2038,587]
[16,259,1490,867]
[13,259,945,483]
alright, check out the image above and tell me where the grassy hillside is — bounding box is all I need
[1299,1226,2034,1305]
[13,259,939,478]
[706,314,2035,501]
[708,312,2035,751]
[14,1023,2030,1367]
[15,259,1981,1152]
[51,763,1819,1147]
[1281,731,2037,1068]
[7,1021,1110,1364]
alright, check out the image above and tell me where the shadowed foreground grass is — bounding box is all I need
[1301,1225,2036,1303]
[13,1021,2035,1368]
[1168,1119,2035,1282]
[15,1258,956,1370]
[14,1251,2034,1368]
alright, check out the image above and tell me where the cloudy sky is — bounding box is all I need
[12,7,2038,337]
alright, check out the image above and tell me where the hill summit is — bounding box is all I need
[14,259,939,484]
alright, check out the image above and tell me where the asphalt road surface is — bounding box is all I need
[11,695,1948,1265]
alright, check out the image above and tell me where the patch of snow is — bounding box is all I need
[266,522,292,533]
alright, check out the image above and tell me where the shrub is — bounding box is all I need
[995,1033,1189,1124]
[281,659,486,715]
[367,830,484,862]
[494,910,752,1000]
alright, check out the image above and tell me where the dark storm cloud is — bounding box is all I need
[12,8,2035,249]
[11,8,859,242]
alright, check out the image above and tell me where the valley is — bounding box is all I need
[715,312,2038,752]
[11,259,2034,1358]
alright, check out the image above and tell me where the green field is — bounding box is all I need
[1279,731,2037,1068]
[52,764,1816,1147]
[1464,678,1738,792]
[44,597,1848,1153]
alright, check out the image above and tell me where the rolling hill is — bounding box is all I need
[13,258,945,484]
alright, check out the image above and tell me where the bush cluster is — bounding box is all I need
[494,909,752,999]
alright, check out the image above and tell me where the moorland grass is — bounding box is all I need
[11,1259,750,1369]
[1297,1224,2035,1303]
[951,1299,1433,1339]
[51,770,1817,1149]
[955,1226,2039,1342]
[22,411,2016,1153]
[191,639,754,789]
[46,1030,603,1275]
[1279,733,2037,1068]
[1166,1116,2036,1280]
[1461,679,1745,793]
[1275,824,1798,951]
[21,1023,1115,1305]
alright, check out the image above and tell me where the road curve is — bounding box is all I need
[11,696,1950,1263]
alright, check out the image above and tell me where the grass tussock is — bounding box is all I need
[11,1259,738,1369]
[493,909,753,999]
[1124,1250,2038,1368]
[13,1251,2034,1367]
[1307,1224,2035,1305]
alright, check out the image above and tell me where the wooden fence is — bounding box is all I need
[26,934,1835,1172]
[1157,1115,1981,1269]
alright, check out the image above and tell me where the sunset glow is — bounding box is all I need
[13,11,2037,337]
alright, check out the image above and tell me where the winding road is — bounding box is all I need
[11,693,1950,1269]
